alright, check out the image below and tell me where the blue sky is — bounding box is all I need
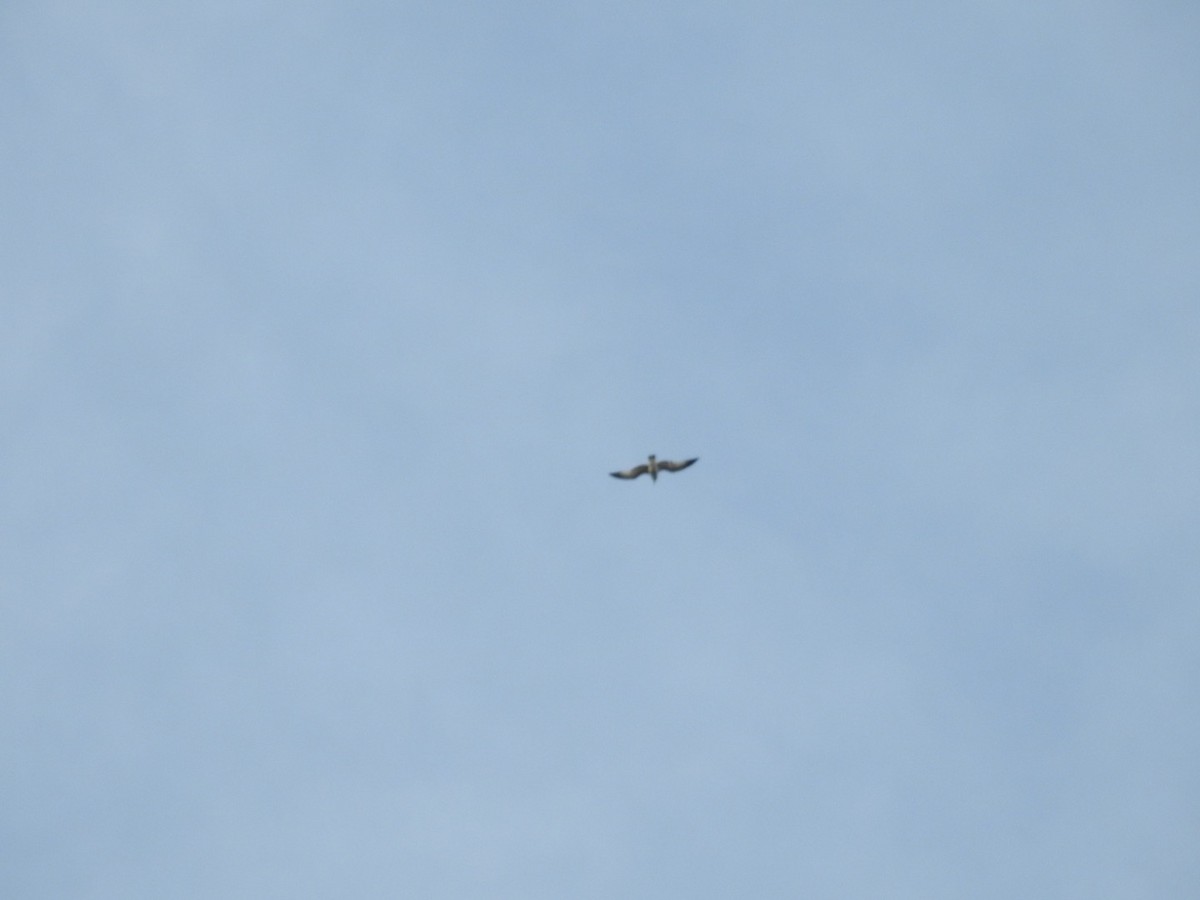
[3,2,1198,897]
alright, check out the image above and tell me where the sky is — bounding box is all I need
[2,1,1198,897]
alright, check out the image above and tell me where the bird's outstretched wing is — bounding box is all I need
[610,465,650,479]
[656,457,699,472]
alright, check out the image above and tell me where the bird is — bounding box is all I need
[610,454,698,482]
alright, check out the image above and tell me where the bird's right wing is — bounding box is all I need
[610,465,650,479]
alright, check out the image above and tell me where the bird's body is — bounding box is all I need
[610,454,698,482]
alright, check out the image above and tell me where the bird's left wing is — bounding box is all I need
[657,457,699,472]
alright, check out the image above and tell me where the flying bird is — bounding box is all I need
[610,454,698,482]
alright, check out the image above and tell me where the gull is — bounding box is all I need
[610,454,699,482]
